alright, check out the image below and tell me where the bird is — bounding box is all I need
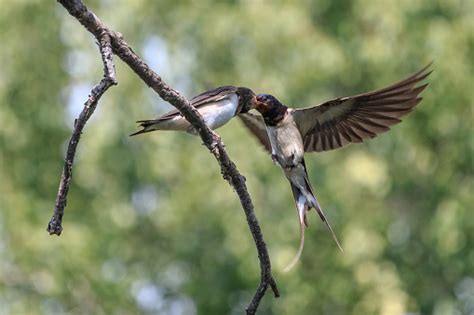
[239,64,432,271]
[130,86,257,136]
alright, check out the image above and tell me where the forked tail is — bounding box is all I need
[129,115,179,136]
[129,119,160,136]
[283,181,343,272]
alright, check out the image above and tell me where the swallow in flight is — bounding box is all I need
[239,64,432,270]
[131,86,257,136]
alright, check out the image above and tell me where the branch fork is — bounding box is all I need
[48,32,116,236]
[50,1,278,313]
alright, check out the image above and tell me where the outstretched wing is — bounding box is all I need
[292,64,432,152]
[238,112,272,153]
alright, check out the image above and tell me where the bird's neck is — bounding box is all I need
[264,105,288,126]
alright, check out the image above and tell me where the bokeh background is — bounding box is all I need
[1,0,473,314]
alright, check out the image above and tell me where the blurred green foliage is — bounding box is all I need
[1,0,473,314]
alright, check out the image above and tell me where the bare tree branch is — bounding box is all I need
[51,0,279,313]
[47,32,117,235]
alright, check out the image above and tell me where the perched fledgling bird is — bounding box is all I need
[240,64,431,271]
[130,86,257,136]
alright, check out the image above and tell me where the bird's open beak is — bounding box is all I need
[255,95,267,112]
[249,95,258,109]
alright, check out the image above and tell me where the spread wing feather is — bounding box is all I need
[291,64,432,152]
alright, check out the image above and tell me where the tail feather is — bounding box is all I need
[283,210,305,272]
[129,128,153,136]
[304,177,344,252]
[129,120,157,137]
[283,184,309,272]
[129,119,167,136]
[284,182,343,272]
[313,203,344,252]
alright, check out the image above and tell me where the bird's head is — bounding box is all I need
[256,94,288,125]
[256,94,285,112]
[236,87,257,113]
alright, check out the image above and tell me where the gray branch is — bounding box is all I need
[47,32,117,235]
[51,0,279,313]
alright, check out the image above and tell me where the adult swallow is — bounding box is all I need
[240,64,431,270]
[130,86,257,136]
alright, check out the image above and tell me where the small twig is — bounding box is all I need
[53,0,279,312]
[47,32,116,235]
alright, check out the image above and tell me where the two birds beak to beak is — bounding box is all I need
[131,64,432,271]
